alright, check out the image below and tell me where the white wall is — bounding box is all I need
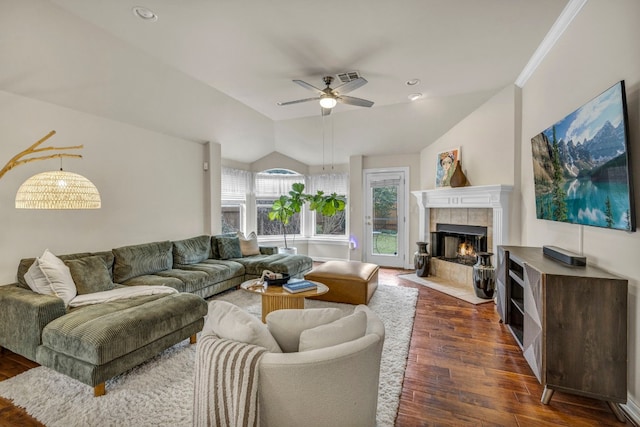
[250,152,309,175]
[0,91,207,284]
[521,0,640,412]
[419,84,522,245]
[419,84,518,189]
[362,154,421,268]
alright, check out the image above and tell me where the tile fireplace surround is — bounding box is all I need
[412,185,513,284]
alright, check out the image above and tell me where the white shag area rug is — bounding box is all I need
[0,284,417,427]
[398,273,493,305]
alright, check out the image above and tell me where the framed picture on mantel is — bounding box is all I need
[435,147,460,188]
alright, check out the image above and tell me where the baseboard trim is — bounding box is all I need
[622,396,640,426]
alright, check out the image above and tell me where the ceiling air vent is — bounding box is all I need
[336,71,361,83]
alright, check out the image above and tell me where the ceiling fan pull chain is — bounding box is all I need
[322,112,326,171]
[331,115,334,170]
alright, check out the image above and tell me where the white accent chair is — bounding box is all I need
[195,302,385,427]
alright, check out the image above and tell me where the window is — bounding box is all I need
[221,167,252,233]
[256,198,301,236]
[221,167,348,238]
[308,172,349,236]
[315,209,346,235]
[222,204,243,233]
[255,169,304,237]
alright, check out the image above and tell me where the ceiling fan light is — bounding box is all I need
[319,96,337,109]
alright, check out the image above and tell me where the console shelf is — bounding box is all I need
[496,246,628,422]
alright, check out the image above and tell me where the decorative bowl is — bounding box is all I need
[264,274,290,286]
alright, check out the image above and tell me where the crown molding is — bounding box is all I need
[515,0,588,88]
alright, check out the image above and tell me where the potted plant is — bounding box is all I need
[268,182,346,254]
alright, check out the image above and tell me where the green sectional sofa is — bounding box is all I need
[0,234,313,396]
[107,234,313,297]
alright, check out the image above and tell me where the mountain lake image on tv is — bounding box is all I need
[531,80,635,231]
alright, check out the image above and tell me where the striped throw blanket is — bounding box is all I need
[193,334,267,427]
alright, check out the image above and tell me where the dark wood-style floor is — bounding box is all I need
[0,267,634,426]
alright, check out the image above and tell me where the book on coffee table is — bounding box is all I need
[283,280,317,294]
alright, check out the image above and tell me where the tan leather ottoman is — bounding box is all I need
[305,260,379,305]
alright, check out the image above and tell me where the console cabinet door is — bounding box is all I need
[544,275,628,401]
[523,264,543,383]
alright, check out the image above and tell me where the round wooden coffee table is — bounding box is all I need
[241,279,329,322]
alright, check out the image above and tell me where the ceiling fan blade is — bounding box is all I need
[277,97,319,106]
[332,77,368,95]
[321,107,332,116]
[337,95,374,107]
[293,80,324,95]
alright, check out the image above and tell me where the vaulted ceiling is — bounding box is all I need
[1,0,569,165]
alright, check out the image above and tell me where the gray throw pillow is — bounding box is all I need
[65,255,115,295]
[210,233,237,259]
[217,236,242,259]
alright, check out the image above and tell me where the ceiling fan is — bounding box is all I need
[277,76,374,116]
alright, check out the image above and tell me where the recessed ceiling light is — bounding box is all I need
[132,6,158,22]
[408,93,423,101]
[406,79,421,86]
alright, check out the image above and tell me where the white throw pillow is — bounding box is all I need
[299,310,367,352]
[266,308,344,352]
[24,258,50,295]
[203,300,282,353]
[237,231,260,256]
[28,249,77,306]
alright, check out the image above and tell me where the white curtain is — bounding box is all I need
[222,167,253,201]
[254,172,304,197]
[307,172,349,196]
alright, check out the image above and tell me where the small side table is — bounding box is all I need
[241,279,329,322]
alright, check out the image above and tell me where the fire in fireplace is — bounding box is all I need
[431,223,487,266]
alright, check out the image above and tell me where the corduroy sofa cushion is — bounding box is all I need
[17,251,114,289]
[235,253,313,277]
[40,293,207,365]
[65,256,115,295]
[174,259,245,283]
[112,241,173,283]
[172,235,211,265]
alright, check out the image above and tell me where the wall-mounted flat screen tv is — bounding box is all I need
[531,80,635,232]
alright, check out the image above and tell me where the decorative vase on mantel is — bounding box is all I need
[449,160,469,187]
[472,252,495,299]
[414,241,431,277]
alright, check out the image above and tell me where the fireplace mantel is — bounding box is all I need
[412,185,513,256]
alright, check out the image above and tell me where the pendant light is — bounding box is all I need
[1,130,101,209]
[15,168,101,209]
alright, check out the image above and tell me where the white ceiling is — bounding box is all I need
[1,0,569,166]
